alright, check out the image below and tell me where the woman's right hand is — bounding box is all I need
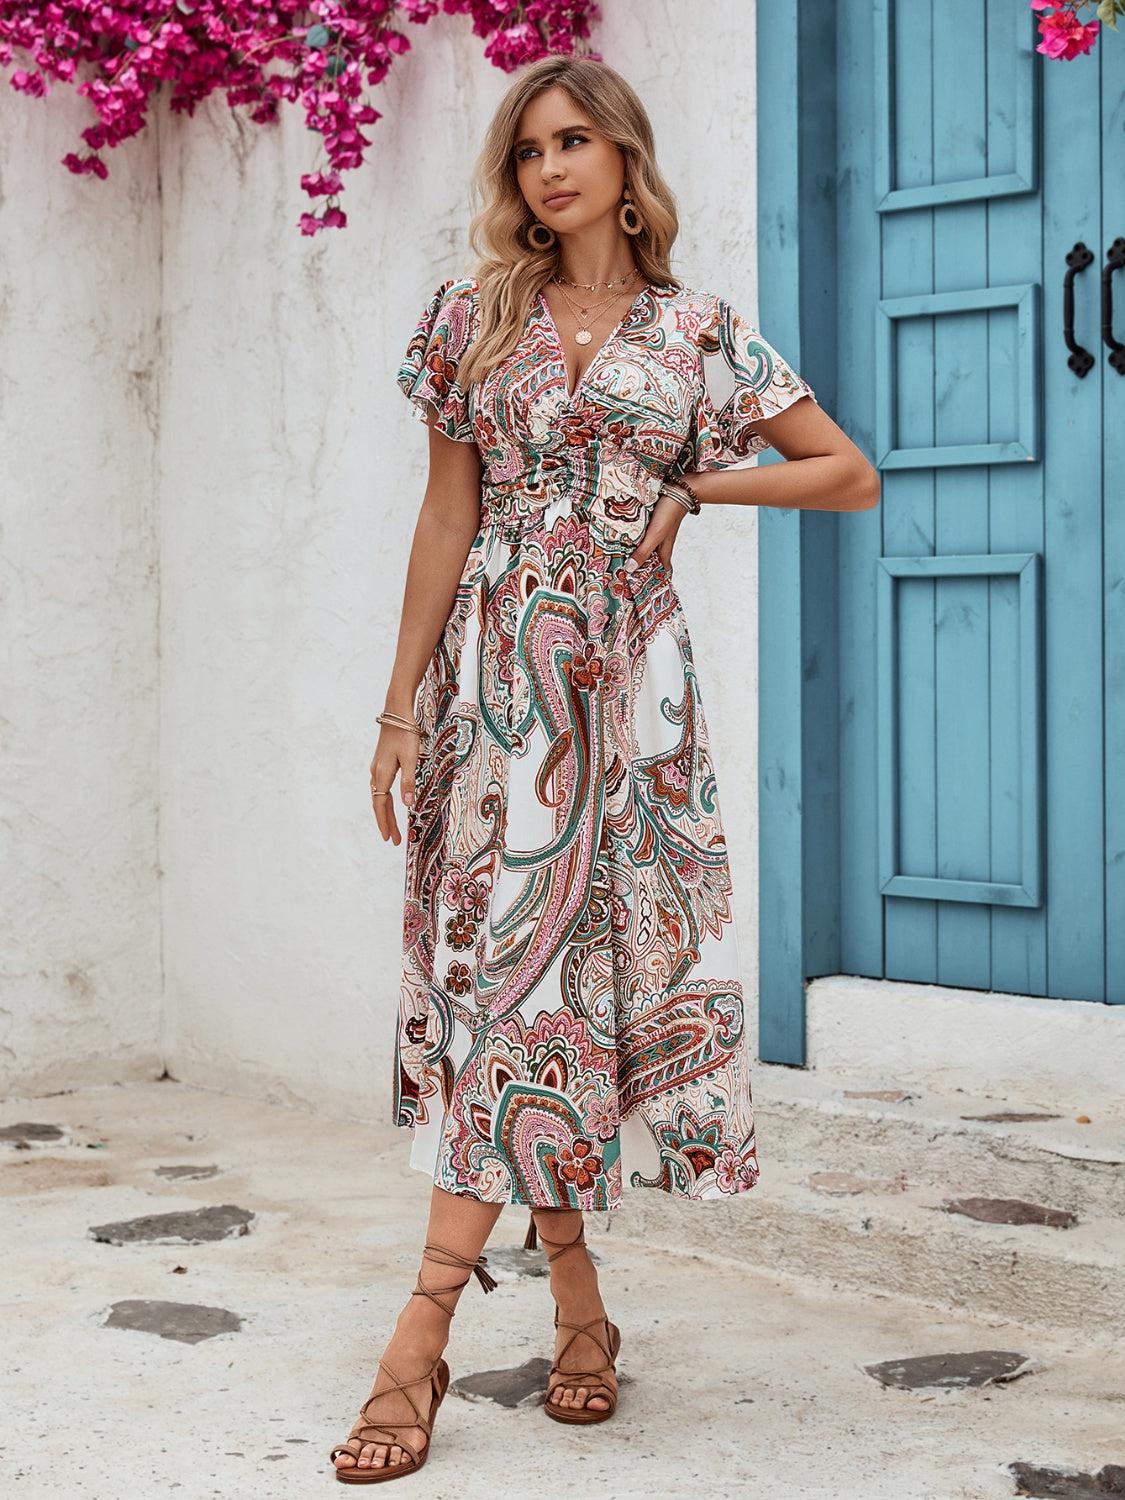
[629,489,688,573]
[370,727,421,847]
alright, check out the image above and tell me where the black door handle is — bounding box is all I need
[1102,236,1125,376]
[1064,242,1095,377]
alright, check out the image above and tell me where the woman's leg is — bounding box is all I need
[529,1206,617,1414]
[334,1185,504,1472]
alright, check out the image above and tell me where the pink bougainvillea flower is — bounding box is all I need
[0,1,603,232]
[61,152,106,179]
[1038,12,1100,59]
[10,67,45,96]
[1031,1,1101,59]
[300,169,343,197]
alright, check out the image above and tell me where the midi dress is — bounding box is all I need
[392,273,815,1212]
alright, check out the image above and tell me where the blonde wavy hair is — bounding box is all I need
[456,55,682,389]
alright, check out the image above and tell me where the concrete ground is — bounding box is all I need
[2,1080,1122,1500]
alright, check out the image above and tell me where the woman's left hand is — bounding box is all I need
[627,489,688,574]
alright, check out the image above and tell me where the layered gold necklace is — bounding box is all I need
[549,267,641,345]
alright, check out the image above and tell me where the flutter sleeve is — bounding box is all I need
[685,294,816,471]
[395,276,478,444]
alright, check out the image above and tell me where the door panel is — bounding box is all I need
[838,0,1118,1001]
[1042,35,1107,1001]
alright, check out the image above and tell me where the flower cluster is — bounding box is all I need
[714,1144,756,1194]
[0,1,602,234]
[1030,0,1122,59]
[556,1135,602,1189]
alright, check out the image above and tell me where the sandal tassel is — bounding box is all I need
[472,1255,498,1294]
[523,1212,538,1251]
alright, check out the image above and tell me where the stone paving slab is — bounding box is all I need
[864,1351,1044,1392]
[609,1155,1125,1331]
[88,1203,255,1245]
[104,1298,244,1343]
[1,1079,1122,1500]
[752,1063,1125,1219]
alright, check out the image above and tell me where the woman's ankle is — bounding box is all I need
[392,1296,453,1352]
[549,1253,604,1306]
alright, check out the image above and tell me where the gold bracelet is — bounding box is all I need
[659,476,702,515]
[376,710,421,736]
[661,483,692,513]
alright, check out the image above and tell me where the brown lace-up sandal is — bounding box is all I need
[328,1243,497,1484]
[524,1210,621,1425]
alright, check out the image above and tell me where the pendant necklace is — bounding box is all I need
[550,268,640,345]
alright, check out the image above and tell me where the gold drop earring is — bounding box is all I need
[619,184,642,236]
[526,219,557,250]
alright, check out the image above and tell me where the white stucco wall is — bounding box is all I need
[0,91,164,1092]
[1,4,763,1108]
[158,2,764,1115]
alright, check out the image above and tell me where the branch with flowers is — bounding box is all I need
[0,1,601,235]
[1031,0,1124,58]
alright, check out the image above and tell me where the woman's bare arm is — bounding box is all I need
[372,418,482,846]
[689,395,881,512]
[630,395,879,570]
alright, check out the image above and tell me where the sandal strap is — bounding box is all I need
[553,1312,614,1372]
[363,1355,437,1434]
[329,1355,442,1466]
[409,1240,497,1316]
[547,1354,618,1400]
[526,1213,619,1408]
[547,1372,617,1401]
[329,1431,424,1468]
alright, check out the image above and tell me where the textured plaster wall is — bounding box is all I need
[1,3,763,1108]
[0,92,164,1090]
[158,2,764,1116]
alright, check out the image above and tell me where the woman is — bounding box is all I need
[330,53,879,1484]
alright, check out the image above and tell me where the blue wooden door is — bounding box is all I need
[835,1,1125,1003]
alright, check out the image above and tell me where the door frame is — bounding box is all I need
[755,0,841,1064]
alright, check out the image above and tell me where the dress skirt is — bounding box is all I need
[389,274,816,1211]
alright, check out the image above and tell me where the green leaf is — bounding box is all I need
[1097,0,1117,25]
[305,23,331,48]
[325,53,347,78]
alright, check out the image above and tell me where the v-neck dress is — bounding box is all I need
[392,274,815,1210]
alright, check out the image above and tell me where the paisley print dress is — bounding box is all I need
[392,274,815,1210]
